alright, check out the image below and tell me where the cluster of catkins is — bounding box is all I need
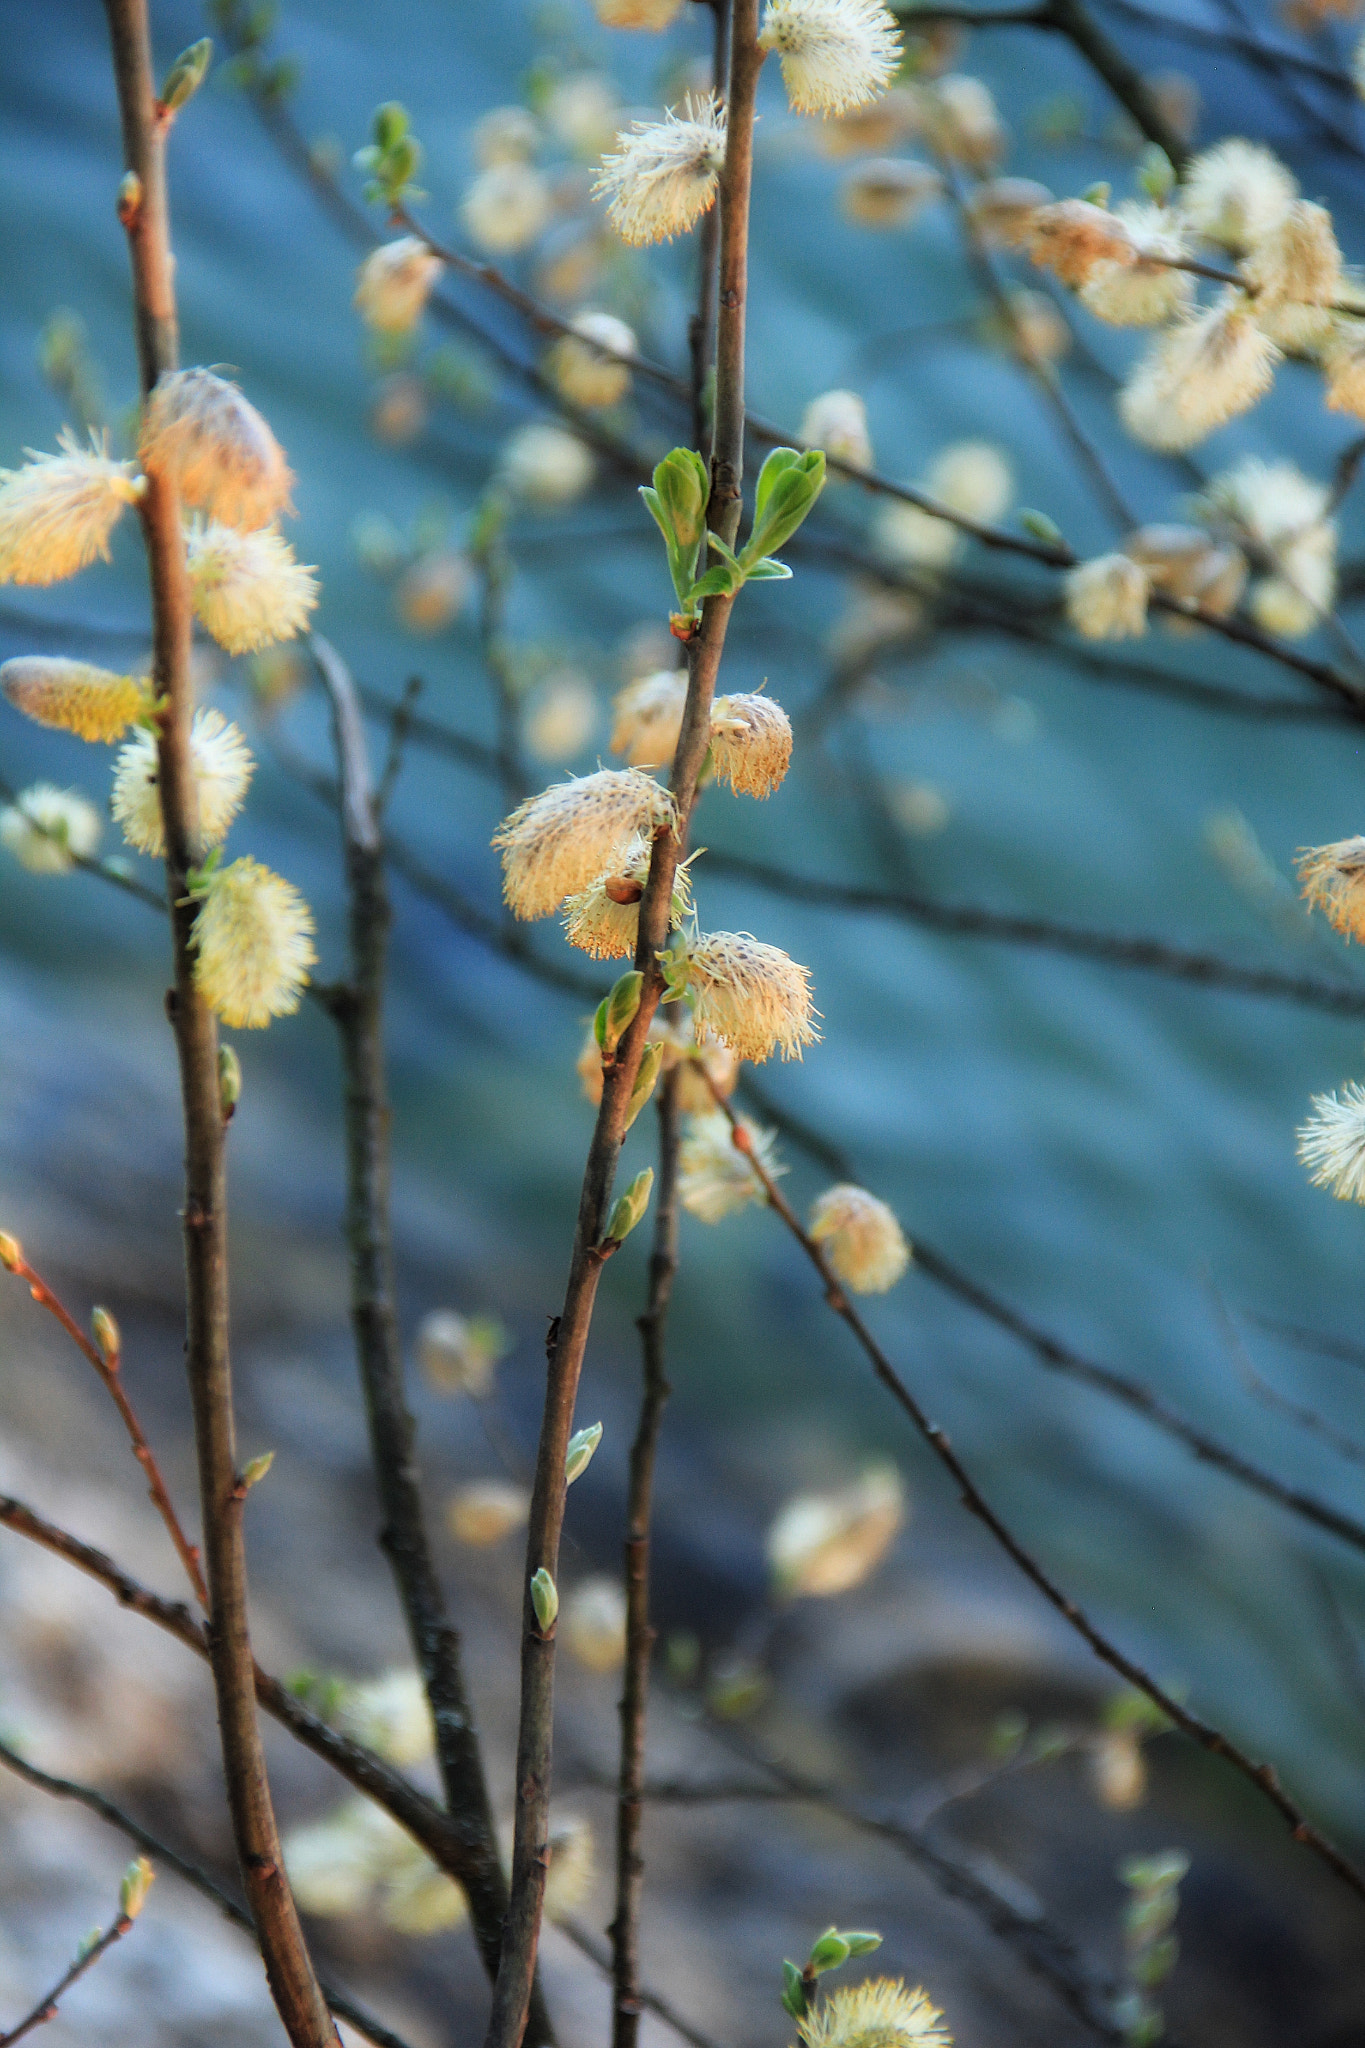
[0,370,317,1027]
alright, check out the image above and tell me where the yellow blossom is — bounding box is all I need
[190,855,316,1028]
[840,158,942,229]
[562,1577,627,1672]
[679,1109,784,1220]
[1298,1082,1365,1202]
[686,930,819,1061]
[1298,837,1365,940]
[1065,553,1150,640]
[798,1977,951,2048]
[0,429,143,585]
[354,236,444,334]
[447,1480,531,1546]
[768,1463,905,1596]
[494,767,676,919]
[461,161,553,253]
[548,310,637,409]
[758,0,901,116]
[809,1183,910,1292]
[594,96,727,245]
[111,706,253,856]
[139,368,293,530]
[1,657,148,742]
[708,691,793,797]
[1118,295,1279,450]
[0,783,101,873]
[611,668,689,766]
[187,520,319,654]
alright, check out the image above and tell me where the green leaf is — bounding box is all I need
[807,1930,851,1975]
[599,969,643,1059]
[780,1962,807,2020]
[623,1039,665,1132]
[604,1167,654,1246]
[754,447,804,528]
[743,556,792,581]
[685,563,744,605]
[742,449,826,566]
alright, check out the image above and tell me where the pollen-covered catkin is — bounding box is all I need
[354,237,445,334]
[139,368,293,530]
[678,1109,785,1220]
[111,706,254,856]
[1298,1082,1365,1203]
[186,521,319,654]
[799,388,873,469]
[808,1183,911,1291]
[1065,553,1151,640]
[561,831,692,958]
[1178,138,1296,253]
[758,0,901,117]
[0,431,144,585]
[611,668,689,766]
[191,856,316,1027]
[1078,201,1194,328]
[686,931,819,1061]
[548,310,637,409]
[1027,200,1135,287]
[1298,837,1365,941]
[593,96,727,245]
[1,657,148,742]
[797,1977,952,2048]
[1118,296,1279,451]
[708,692,793,797]
[0,784,102,874]
[493,767,677,919]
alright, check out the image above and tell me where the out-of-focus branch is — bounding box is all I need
[0,1739,413,2048]
[101,8,333,2041]
[702,1082,1365,1906]
[310,639,548,2037]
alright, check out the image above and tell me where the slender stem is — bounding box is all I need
[2,1249,207,1604]
[101,9,334,2040]
[0,1918,131,2047]
[485,17,763,2048]
[311,637,552,2044]
[610,1070,681,2048]
[0,1741,410,2048]
[472,518,529,813]
[702,1081,1365,1905]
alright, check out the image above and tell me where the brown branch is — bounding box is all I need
[1207,1289,1365,1471]
[100,8,334,2042]
[0,1911,134,2047]
[310,641,549,2037]
[0,1739,413,2048]
[611,1070,682,2048]
[556,1921,721,2048]
[702,1082,1365,1906]
[486,15,764,2046]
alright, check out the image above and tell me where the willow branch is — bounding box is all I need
[311,641,548,2038]
[610,1071,681,2048]
[0,1740,413,2048]
[0,1246,207,1604]
[101,9,334,2041]
[703,1085,1365,1905]
[0,1913,134,2047]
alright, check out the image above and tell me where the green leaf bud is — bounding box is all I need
[372,101,410,152]
[1136,145,1174,201]
[653,448,710,553]
[742,448,826,568]
[807,1929,851,1975]
[530,1565,558,1632]
[565,1421,603,1485]
[119,1855,155,1921]
[604,1167,653,1246]
[780,1962,807,2020]
[1018,507,1064,546]
[240,1450,275,1491]
[0,1232,22,1272]
[92,1307,121,1366]
[840,1931,883,1957]
[1081,179,1112,208]
[218,1043,242,1122]
[597,968,643,1060]
[623,1039,665,1132]
[160,38,213,113]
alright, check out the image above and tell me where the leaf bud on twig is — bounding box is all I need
[595,968,643,1061]
[530,1566,559,1632]
[0,1232,23,1272]
[565,1421,603,1486]
[603,1167,654,1246]
[119,1855,155,1921]
[91,1306,121,1367]
[218,1043,242,1121]
[159,38,213,116]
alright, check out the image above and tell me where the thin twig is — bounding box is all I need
[556,1920,721,2048]
[1207,1288,1365,1470]
[0,1914,133,2046]
[311,638,549,2038]
[0,1740,413,2048]
[0,1246,207,1604]
[611,1071,682,2048]
[101,9,333,2041]
[701,1079,1365,1906]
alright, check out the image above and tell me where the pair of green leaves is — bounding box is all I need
[355,101,426,208]
[780,1928,882,2021]
[641,445,826,627]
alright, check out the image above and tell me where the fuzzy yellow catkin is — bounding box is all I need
[494,767,677,920]
[394,549,469,634]
[611,667,689,766]
[561,830,692,958]
[546,73,620,158]
[797,1977,952,2048]
[920,73,1005,168]
[808,1183,910,1291]
[839,157,942,229]
[1178,138,1296,254]
[768,1463,905,1596]
[525,671,597,762]
[139,368,293,530]
[0,783,101,874]
[1122,525,1246,617]
[800,388,873,469]
[1118,295,1280,451]
[461,161,553,253]
[186,521,319,654]
[965,176,1053,249]
[543,1816,595,1923]
[1,657,148,742]
[687,931,819,1061]
[562,1576,627,1672]
[1323,323,1365,422]
[1027,199,1135,287]
[191,856,317,1028]
[1077,201,1194,328]
[818,84,921,159]
[416,1308,507,1395]
[758,0,901,116]
[593,95,727,245]
[335,1670,434,1767]
[1298,1082,1365,1202]
[1065,553,1151,641]
[1298,837,1365,940]
[354,236,445,334]
[447,1479,531,1546]
[1241,200,1341,351]
[678,1108,785,1220]
[0,430,144,585]
[708,691,794,797]
[111,706,254,856]
[547,309,637,409]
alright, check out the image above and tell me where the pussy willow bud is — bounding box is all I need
[0,1232,22,1271]
[623,1038,665,1130]
[119,1856,155,1921]
[91,1306,121,1366]
[604,1166,654,1245]
[596,968,644,1060]
[160,37,213,113]
[565,1421,603,1485]
[531,1566,559,1632]
[218,1043,242,1121]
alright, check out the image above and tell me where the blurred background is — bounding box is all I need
[4,0,1365,2041]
